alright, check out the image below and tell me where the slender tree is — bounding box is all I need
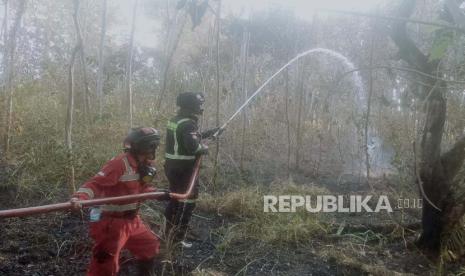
[0,0,7,49]
[284,67,291,177]
[364,29,375,182]
[65,0,82,193]
[2,0,26,158]
[155,7,188,114]
[239,29,250,171]
[96,0,107,118]
[125,0,138,128]
[389,0,465,256]
[77,1,90,117]
[212,0,221,187]
[284,20,293,179]
[295,59,305,170]
[0,0,8,156]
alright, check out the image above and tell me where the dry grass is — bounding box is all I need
[5,90,162,200]
[191,269,228,276]
[319,244,418,276]
[197,180,330,247]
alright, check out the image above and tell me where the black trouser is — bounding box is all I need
[164,164,199,242]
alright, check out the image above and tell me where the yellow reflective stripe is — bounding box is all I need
[165,153,195,160]
[174,129,179,157]
[173,120,182,157]
[167,118,197,160]
[119,174,140,182]
[122,156,133,174]
[77,188,94,199]
[120,156,138,181]
[167,122,177,130]
[167,118,191,131]
[179,198,196,203]
[177,118,192,124]
[101,203,138,212]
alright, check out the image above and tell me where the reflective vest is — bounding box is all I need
[165,118,201,160]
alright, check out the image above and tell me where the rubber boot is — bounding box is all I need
[137,258,161,276]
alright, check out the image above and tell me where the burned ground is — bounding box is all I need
[1,176,462,276]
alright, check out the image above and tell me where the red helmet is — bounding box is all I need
[123,127,160,154]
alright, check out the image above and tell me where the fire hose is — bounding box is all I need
[0,157,202,219]
[0,49,317,219]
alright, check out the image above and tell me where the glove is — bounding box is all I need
[157,189,171,201]
[196,144,209,155]
[70,197,83,211]
[72,191,90,201]
[201,127,224,139]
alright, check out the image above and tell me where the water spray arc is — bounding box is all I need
[214,47,366,137]
[0,48,368,219]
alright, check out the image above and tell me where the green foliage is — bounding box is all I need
[429,28,455,62]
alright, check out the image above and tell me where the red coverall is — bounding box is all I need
[74,152,160,276]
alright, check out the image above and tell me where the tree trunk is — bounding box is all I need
[65,47,78,194]
[0,0,7,50]
[284,65,291,178]
[239,29,249,171]
[416,79,448,253]
[390,0,465,256]
[295,59,305,170]
[155,10,187,115]
[364,30,375,182]
[2,0,26,158]
[0,0,8,156]
[96,0,107,118]
[65,0,81,194]
[77,2,90,118]
[308,86,317,172]
[212,0,221,188]
[125,0,138,129]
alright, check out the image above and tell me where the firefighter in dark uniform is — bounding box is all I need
[164,92,219,246]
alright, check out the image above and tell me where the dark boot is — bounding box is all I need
[178,202,196,240]
[137,258,161,276]
[164,200,180,236]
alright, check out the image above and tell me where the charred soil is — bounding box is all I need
[0,177,463,275]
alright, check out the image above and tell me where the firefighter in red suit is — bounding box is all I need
[70,127,168,276]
